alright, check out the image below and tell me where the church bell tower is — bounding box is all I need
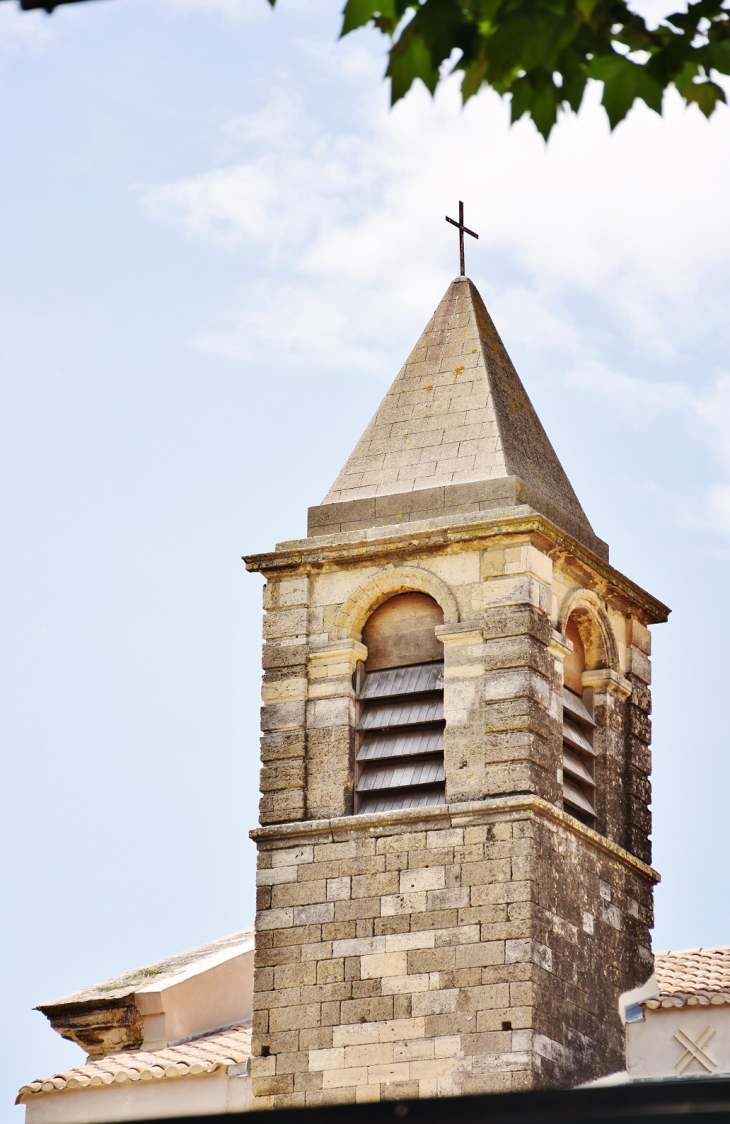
[245,275,669,1107]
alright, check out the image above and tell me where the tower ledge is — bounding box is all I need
[250,794,661,885]
[244,507,670,627]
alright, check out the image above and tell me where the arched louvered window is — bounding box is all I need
[356,593,445,814]
[562,616,596,827]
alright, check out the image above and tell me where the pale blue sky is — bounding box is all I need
[1,0,729,1113]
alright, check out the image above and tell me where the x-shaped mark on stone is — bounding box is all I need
[674,1025,717,1073]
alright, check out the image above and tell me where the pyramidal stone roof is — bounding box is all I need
[309,276,607,560]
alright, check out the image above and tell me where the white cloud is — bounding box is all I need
[706,484,730,532]
[138,25,730,519]
[565,361,692,415]
[567,361,730,533]
[693,374,730,488]
[140,43,730,357]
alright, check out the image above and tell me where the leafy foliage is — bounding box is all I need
[272,0,729,138]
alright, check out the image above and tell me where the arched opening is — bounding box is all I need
[356,593,445,814]
[362,592,444,671]
[559,594,613,674]
[562,615,597,828]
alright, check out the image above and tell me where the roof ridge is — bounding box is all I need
[657,945,730,956]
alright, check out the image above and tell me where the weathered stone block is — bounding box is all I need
[353,872,399,898]
[269,1004,323,1032]
[264,577,310,611]
[259,762,306,793]
[399,867,445,893]
[272,880,328,909]
[261,700,307,732]
[262,639,309,670]
[360,952,407,979]
[274,963,317,990]
[260,730,307,763]
[308,1047,345,1071]
[251,1074,295,1097]
[294,902,335,925]
[482,605,552,645]
[334,897,381,922]
[263,608,308,640]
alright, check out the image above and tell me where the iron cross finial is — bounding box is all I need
[445,201,478,277]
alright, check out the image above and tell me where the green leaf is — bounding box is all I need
[341,0,397,37]
[562,69,588,112]
[387,30,440,102]
[296,0,730,142]
[673,58,700,93]
[460,50,490,102]
[684,79,727,115]
[575,0,601,21]
[530,81,560,138]
[488,14,575,74]
[590,52,663,128]
[412,0,473,71]
[509,75,535,122]
[706,40,730,75]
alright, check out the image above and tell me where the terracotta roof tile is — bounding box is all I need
[17,1023,251,1101]
[644,947,730,1009]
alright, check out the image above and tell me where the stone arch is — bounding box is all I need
[558,588,618,672]
[332,565,459,642]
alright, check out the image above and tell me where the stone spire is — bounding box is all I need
[310,276,606,559]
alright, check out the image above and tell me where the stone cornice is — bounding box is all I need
[250,794,660,884]
[243,510,669,625]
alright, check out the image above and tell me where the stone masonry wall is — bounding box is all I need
[256,533,654,864]
[624,619,653,865]
[528,815,654,1084]
[248,516,665,1106]
[251,803,655,1108]
[258,538,564,826]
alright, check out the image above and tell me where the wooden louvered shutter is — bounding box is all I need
[562,688,596,824]
[356,594,445,814]
[562,618,596,826]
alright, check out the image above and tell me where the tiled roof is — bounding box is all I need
[645,947,730,1009]
[17,1023,251,1100]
